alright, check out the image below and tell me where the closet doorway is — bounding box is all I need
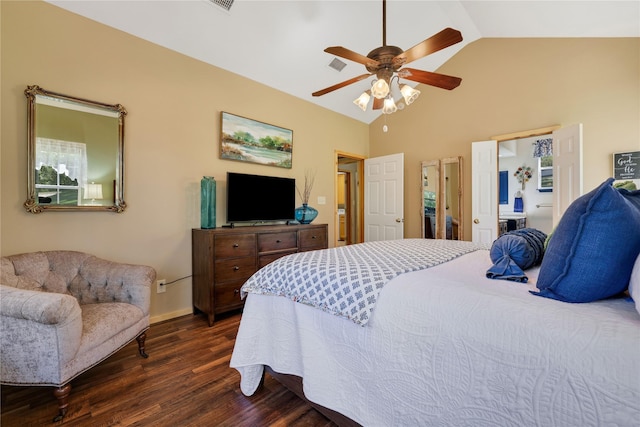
[336,151,364,246]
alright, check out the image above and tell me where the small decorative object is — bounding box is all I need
[514,164,533,190]
[514,190,524,213]
[295,170,317,224]
[200,176,216,229]
[295,203,318,224]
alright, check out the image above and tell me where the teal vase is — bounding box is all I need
[294,203,318,224]
[200,176,216,229]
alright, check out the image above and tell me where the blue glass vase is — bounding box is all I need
[294,203,318,224]
[200,176,216,229]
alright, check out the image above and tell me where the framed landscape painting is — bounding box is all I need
[220,112,292,169]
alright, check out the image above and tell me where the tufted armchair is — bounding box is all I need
[0,251,155,421]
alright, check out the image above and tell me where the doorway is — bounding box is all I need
[336,151,364,246]
[471,124,583,244]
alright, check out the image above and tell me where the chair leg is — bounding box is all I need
[136,331,149,358]
[52,384,71,422]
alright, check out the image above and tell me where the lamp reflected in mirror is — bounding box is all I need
[84,182,103,205]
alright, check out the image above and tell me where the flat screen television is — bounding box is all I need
[226,172,296,223]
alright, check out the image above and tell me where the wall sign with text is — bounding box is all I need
[613,151,640,180]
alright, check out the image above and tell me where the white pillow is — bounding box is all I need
[630,253,640,316]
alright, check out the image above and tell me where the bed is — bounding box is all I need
[230,179,640,426]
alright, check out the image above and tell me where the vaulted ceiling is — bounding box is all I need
[47,1,639,124]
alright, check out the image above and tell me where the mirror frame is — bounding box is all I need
[24,85,127,213]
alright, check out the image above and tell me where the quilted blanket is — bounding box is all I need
[241,238,485,325]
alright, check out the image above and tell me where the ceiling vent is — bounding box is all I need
[329,58,347,72]
[207,0,234,12]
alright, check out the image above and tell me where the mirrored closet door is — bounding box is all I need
[421,157,463,240]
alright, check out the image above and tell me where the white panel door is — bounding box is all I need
[471,140,498,244]
[552,124,583,227]
[364,153,404,241]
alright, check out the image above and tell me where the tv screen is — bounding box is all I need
[226,172,295,223]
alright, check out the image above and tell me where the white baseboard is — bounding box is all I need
[150,308,194,324]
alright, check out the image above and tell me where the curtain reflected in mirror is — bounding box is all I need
[421,157,463,240]
[24,85,126,213]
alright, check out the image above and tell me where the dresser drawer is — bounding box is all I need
[214,256,256,282]
[214,234,256,259]
[258,231,297,253]
[259,250,297,268]
[213,281,245,313]
[299,227,327,251]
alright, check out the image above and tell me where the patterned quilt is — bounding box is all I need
[241,238,486,326]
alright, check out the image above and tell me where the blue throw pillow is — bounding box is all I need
[618,186,640,212]
[532,178,640,302]
[487,228,547,282]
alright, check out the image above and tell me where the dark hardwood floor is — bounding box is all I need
[1,312,337,426]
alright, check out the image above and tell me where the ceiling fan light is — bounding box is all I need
[353,91,371,111]
[382,97,397,114]
[400,84,420,105]
[371,79,390,99]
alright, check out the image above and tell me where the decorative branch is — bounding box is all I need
[297,169,316,205]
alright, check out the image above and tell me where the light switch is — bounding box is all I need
[317,196,326,205]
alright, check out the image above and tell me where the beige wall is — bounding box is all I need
[1,1,369,322]
[370,38,640,240]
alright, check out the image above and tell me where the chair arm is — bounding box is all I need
[0,285,80,325]
[73,258,155,315]
[0,285,83,384]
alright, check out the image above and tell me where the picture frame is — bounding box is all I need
[220,112,292,169]
[613,151,640,181]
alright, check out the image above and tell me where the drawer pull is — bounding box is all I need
[276,239,281,243]
[233,243,239,248]
[233,266,240,271]
[311,235,317,239]
[234,289,240,295]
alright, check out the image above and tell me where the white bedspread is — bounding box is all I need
[241,239,484,325]
[230,249,640,426]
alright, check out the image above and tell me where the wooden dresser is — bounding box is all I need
[192,223,328,326]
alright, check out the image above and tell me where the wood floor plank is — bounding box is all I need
[1,312,338,426]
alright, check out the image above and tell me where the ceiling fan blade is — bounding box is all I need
[312,74,373,97]
[372,97,383,110]
[395,28,463,66]
[401,68,462,90]
[324,46,380,68]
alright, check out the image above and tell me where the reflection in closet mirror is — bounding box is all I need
[421,157,463,240]
[421,160,439,239]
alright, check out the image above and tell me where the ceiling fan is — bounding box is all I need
[312,0,463,113]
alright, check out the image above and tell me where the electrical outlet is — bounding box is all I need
[156,279,166,294]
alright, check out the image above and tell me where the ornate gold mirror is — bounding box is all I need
[24,85,126,213]
[421,156,463,240]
